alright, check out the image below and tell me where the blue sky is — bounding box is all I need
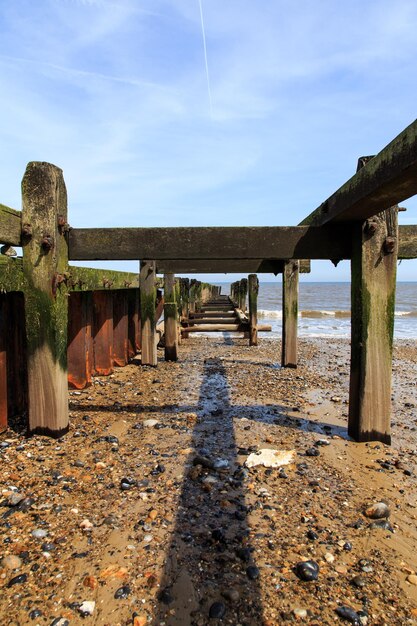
[1,0,416,282]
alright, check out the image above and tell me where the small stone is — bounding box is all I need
[331,396,342,402]
[295,560,319,582]
[324,552,335,563]
[80,519,93,531]
[7,493,25,506]
[293,608,307,618]
[114,585,131,599]
[121,477,136,490]
[221,588,240,603]
[78,601,95,616]
[246,565,260,580]
[50,619,69,626]
[148,509,158,521]
[351,575,366,588]
[143,534,153,543]
[368,519,393,532]
[307,529,319,541]
[133,615,148,626]
[1,554,22,570]
[29,609,43,620]
[209,602,226,619]
[305,447,320,457]
[143,419,159,428]
[335,564,348,575]
[407,574,417,585]
[364,502,390,519]
[7,573,28,587]
[83,575,98,589]
[335,605,360,624]
[31,528,48,539]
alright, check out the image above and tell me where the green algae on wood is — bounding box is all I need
[140,260,157,366]
[0,203,22,247]
[21,162,69,437]
[0,257,27,292]
[164,273,178,362]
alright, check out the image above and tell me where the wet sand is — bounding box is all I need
[0,336,416,625]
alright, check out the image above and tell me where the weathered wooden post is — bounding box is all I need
[239,278,248,312]
[140,260,157,366]
[189,279,198,314]
[113,290,129,366]
[22,162,69,436]
[175,278,182,346]
[68,291,93,389]
[248,274,259,346]
[349,160,398,443]
[164,273,178,362]
[281,260,299,368]
[0,295,7,431]
[92,290,114,376]
[128,289,140,358]
[6,292,28,418]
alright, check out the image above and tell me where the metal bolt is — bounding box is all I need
[383,236,396,254]
[364,219,378,236]
[57,215,66,227]
[41,235,54,252]
[21,223,32,239]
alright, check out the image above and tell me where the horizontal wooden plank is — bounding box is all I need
[0,257,26,292]
[182,323,272,333]
[0,204,21,246]
[157,259,309,274]
[68,265,139,291]
[69,225,353,261]
[301,119,417,225]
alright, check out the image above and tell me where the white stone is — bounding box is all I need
[245,449,295,469]
[79,601,95,616]
[143,419,159,428]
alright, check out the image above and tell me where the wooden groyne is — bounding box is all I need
[1,119,417,443]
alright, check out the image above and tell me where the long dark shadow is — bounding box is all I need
[154,357,264,625]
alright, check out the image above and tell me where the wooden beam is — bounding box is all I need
[22,162,69,437]
[397,224,417,259]
[156,259,287,274]
[281,260,299,368]
[0,204,21,246]
[69,225,353,261]
[301,119,417,225]
[68,265,139,291]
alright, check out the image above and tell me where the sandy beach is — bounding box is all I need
[0,335,416,626]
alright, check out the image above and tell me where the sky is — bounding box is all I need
[1,0,417,283]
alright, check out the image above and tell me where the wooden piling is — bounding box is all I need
[0,295,7,432]
[239,278,248,312]
[92,290,113,376]
[164,273,178,361]
[248,274,259,346]
[349,207,398,444]
[128,289,140,358]
[5,292,28,419]
[68,291,93,389]
[140,260,157,366]
[22,162,69,437]
[113,290,129,367]
[281,260,299,368]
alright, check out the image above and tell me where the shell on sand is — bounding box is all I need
[245,449,295,468]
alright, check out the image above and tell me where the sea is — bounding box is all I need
[215,282,417,339]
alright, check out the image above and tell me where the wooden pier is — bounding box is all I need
[1,119,417,442]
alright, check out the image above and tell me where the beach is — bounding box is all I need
[0,335,416,625]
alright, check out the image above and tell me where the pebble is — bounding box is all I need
[78,600,95,616]
[50,619,69,626]
[143,419,159,428]
[80,519,93,531]
[120,477,136,490]
[29,609,43,619]
[305,447,320,457]
[221,588,240,603]
[7,573,28,587]
[364,501,390,519]
[209,601,226,619]
[351,575,366,588]
[246,565,260,580]
[324,552,335,563]
[293,608,308,618]
[335,605,361,624]
[7,493,25,506]
[368,519,393,532]
[31,528,48,539]
[1,555,22,570]
[407,574,417,585]
[114,585,131,599]
[295,560,319,581]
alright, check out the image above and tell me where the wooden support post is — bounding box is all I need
[281,260,299,368]
[68,291,93,389]
[175,278,182,346]
[239,278,248,312]
[164,273,178,362]
[248,274,259,346]
[349,207,398,444]
[22,162,69,437]
[92,291,114,376]
[189,279,197,314]
[0,295,7,432]
[113,290,129,367]
[128,289,140,358]
[140,260,157,366]
[6,292,28,418]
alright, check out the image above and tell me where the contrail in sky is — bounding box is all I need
[198,0,213,118]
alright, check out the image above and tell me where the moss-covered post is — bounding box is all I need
[0,295,7,432]
[113,290,129,366]
[349,208,398,444]
[189,279,197,314]
[21,162,69,436]
[140,260,157,366]
[281,260,299,368]
[248,274,259,346]
[92,291,114,376]
[6,293,28,418]
[68,291,93,389]
[164,273,178,362]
